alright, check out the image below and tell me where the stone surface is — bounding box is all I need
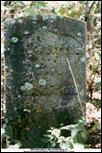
[4,14,86,148]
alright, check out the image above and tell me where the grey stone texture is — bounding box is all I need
[4,14,86,148]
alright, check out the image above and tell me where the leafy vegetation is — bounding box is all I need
[1,124,21,148]
[44,118,88,149]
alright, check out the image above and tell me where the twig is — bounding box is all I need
[66,58,85,116]
[88,1,96,14]
[85,1,97,21]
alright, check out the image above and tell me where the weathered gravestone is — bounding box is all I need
[4,14,86,148]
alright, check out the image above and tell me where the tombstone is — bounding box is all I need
[4,15,86,148]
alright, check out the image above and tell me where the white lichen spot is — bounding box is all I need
[18,94,21,98]
[24,31,29,35]
[11,37,18,43]
[35,48,38,51]
[23,109,31,113]
[80,57,86,63]
[35,64,40,68]
[42,26,47,31]
[77,32,81,37]
[39,79,47,86]
[25,82,33,90]
[20,82,33,91]
[52,68,55,72]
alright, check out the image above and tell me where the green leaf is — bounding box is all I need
[50,141,56,147]
[25,8,34,16]
[57,136,65,143]
[7,143,21,149]
[94,81,101,90]
[47,130,53,133]
[5,125,13,138]
[51,129,60,138]
[65,137,73,149]
[29,2,37,7]
[72,129,87,144]
[57,6,68,16]
[44,134,53,140]
[16,1,25,5]
[59,142,68,149]
[59,140,73,149]
[42,138,50,143]
[12,1,25,10]
[71,128,79,139]
[14,140,22,147]
[37,1,47,7]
